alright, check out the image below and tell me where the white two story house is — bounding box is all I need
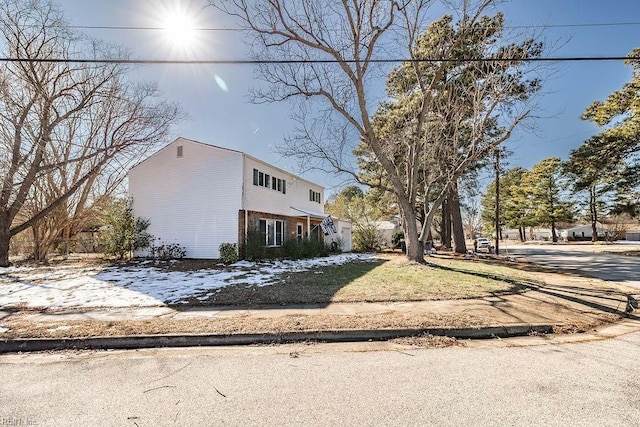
[128,137,351,258]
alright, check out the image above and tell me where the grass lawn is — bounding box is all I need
[3,252,626,339]
[188,254,523,306]
[424,256,541,282]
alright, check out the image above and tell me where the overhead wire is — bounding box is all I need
[67,21,640,32]
[0,56,638,65]
[8,19,630,65]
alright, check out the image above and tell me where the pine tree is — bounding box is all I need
[521,158,574,242]
[481,167,530,241]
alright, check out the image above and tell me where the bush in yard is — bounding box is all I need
[328,237,343,254]
[152,241,187,260]
[282,238,329,259]
[134,218,153,251]
[281,238,302,259]
[391,231,405,249]
[244,229,267,261]
[353,224,383,252]
[219,243,238,264]
[98,199,152,260]
[244,230,329,261]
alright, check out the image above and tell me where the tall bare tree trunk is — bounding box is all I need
[494,149,501,255]
[442,198,452,250]
[0,213,10,266]
[449,182,467,254]
[32,226,41,261]
[590,185,598,242]
[399,202,424,262]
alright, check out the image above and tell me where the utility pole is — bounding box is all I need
[494,149,501,256]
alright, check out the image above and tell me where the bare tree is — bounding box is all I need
[25,81,178,260]
[461,192,483,240]
[0,0,181,265]
[209,0,540,262]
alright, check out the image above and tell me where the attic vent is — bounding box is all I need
[177,145,183,158]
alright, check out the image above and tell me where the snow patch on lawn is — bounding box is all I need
[0,253,376,309]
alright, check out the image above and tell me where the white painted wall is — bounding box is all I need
[375,220,401,248]
[560,223,603,239]
[331,219,352,252]
[129,138,243,258]
[243,156,325,217]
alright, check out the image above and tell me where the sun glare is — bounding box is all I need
[158,4,200,54]
[164,13,195,45]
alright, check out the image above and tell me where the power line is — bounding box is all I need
[0,56,638,65]
[532,21,640,29]
[68,21,640,32]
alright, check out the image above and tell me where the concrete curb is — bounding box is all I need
[0,324,554,353]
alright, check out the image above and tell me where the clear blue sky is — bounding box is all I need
[58,0,640,192]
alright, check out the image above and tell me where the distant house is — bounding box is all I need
[560,222,604,241]
[495,227,560,241]
[129,137,352,258]
[626,229,640,241]
[501,228,523,241]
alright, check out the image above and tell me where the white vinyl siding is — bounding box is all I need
[129,138,243,259]
[244,157,324,218]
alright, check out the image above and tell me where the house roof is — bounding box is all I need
[129,137,243,171]
[130,137,324,189]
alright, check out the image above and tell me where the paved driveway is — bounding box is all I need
[502,243,640,288]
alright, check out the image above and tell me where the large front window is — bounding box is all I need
[259,219,284,247]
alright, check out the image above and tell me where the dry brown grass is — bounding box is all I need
[190,255,522,306]
[391,334,464,348]
[1,310,623,340]
[2,310,486,339]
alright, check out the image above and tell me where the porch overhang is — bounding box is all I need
[291,207,326,238]
[290,206,326,219]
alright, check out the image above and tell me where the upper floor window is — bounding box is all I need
[253,168,286,194]
[309,189,321,203]
[177,145,183,158]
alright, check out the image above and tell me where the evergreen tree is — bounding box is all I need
[521,158,574,242]
[98,199,151,260]
[481,167,530,241]
[580,48,640,219]
[582,48,640,144]
[358,12,541,257]
[565,135,628,241]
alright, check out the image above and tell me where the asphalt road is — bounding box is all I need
[2,333,640,426]
[501,243,640,288]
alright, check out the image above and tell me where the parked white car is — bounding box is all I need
[475,238,493,253]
